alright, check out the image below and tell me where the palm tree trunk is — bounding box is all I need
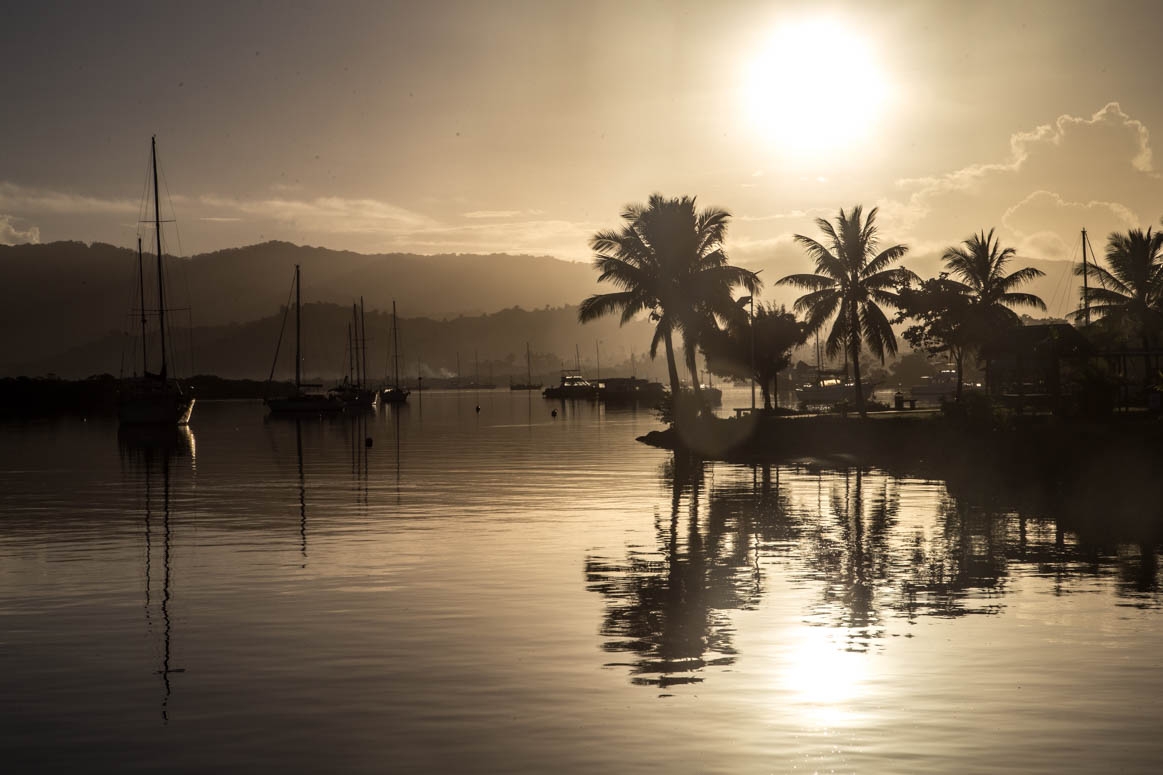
[851,337,866,418]
[684,337,702,400]
[761,374,772,410]
[955,347,964,403]
[662,327,681,398]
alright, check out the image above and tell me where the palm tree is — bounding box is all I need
[1076,227,1163,382]
[579,194,759,405]
[778,205,913,416]
[942,228,1045,398]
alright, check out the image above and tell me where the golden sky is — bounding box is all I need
[2,0,1162,304]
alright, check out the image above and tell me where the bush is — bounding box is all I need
[940,392,1011,429]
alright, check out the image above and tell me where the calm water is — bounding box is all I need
[2,388,1161,773]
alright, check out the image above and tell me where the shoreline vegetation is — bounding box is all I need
[573,194,1162,477]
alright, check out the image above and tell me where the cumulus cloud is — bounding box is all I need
[0,214,40,244]
[888,102,1163,256]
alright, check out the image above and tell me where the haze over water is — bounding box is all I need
[2,390,1161,773]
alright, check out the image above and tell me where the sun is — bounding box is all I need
[744,18,892,157]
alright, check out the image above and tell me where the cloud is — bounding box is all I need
[195,194,439,234]
[0,182,137,215]
[401,218,596,258]
[1002,190,1138,259]
[462,209,546,219]
[888,102,1163,256]
[0,214,40,244]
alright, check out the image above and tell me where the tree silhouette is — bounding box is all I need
[1076,227,1163,383]
[580,195,759,409]
[939,228,1045,396]
[701,303,804,409]
[778,205,913,416]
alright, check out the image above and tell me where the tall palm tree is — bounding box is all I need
[942,228,1045,398]
[1076,227,1163,381]
[778,205,913,416]
[579,194,759,404]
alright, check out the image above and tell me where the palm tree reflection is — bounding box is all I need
[588,455,1161,688]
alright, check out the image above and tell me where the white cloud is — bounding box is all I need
[0,214,40,244]
[888,102,1163,255]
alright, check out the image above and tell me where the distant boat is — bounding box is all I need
[265,265,344,414]
[543,370,598,400]
[119,136,194,426]
[794,374,878,406]
[598,377,665,404]
[510,343,542,391]
[381,300,410,404]
[909,369,980,399]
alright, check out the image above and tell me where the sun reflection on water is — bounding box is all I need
[782,628,871,727]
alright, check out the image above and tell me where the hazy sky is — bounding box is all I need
[3,0,1163,282]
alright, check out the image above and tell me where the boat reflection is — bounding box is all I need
[119,425,194,722]
[588,453,1163,689]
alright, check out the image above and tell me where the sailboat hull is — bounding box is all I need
[380,387,410,403]
[118,389,195,425]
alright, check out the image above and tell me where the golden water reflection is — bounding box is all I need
[587,454,1163,694]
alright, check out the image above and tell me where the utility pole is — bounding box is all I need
[750,293,756,411]
[1081,227,1091,326]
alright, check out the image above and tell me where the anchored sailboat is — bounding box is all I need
[265,265,344,414]
[381,300,410,403]
[510,342,542,390]
[118,136,195,426]
[330,298,378,410]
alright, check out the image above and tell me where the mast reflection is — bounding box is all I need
[119,425,193,722]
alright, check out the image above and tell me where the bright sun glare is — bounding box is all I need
[745,18,891,156]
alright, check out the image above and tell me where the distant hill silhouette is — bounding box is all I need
[8,301,668,383]
[0,240,600,373]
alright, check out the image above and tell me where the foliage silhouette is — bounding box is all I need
[778,205,914,416]
[1075,227,1163,383]
[579,194,759,413]
[700,303,804,409]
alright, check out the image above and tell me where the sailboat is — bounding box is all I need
[329,298,378,410]
[118,137,195,426]
[265,265,344,414]
[381,300,410,403]
[510,342,542,390]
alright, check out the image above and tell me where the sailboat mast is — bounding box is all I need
[1081,227,1091,326]
[294,265,301,390]
[575,344,581,374]
[347,323,354,385]
[360,297,369,389]
[392,301,400,387]
[138,237,148,377]
[595,340,600,381]
[351,304,360,387]
[526,342,531,386]
[152,136,168,380]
